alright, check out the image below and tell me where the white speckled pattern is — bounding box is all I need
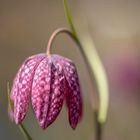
[53,55,82,129]
[10,54,82,129]
[11,54,46,124]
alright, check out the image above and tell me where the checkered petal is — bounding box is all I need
[60,56,82,129]
[32,57,65,129]
[31,58,51,128]
[45,58,65,128]
[11,54,46,124]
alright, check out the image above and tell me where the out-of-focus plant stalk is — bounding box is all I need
[80,32,109,140]
[7,83,33,140]
[63,0,109,139]
[80,32,109,124]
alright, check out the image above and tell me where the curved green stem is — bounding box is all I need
[46,27,78,55]
[63,0,109,125]
[63,0,78,38]
[80,32,109,124]
[63,1,109,140]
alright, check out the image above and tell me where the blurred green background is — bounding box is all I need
[0,0,140,140]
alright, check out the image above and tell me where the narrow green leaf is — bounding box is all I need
[7,82,33,140]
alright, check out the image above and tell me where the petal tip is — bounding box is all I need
[70,123,77,130]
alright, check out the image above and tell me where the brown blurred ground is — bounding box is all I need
[0,0,140,140]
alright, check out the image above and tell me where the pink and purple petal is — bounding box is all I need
[31,58,52,128]
[32,56,65,129]
[56,55,83,129]
[45,57,65,128]
[11,54,46,124]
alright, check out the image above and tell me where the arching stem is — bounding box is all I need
[46,27,79,55]
[63,1,109,140]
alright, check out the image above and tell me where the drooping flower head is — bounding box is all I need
[9,53,82,129]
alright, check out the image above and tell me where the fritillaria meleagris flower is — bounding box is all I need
[10,53,82,129]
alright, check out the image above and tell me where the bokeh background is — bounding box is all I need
[0,0,140,140]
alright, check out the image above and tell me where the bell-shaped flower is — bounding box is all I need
[9,53,82,129]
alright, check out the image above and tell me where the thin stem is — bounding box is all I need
[94,111,102,140]
[46,27,80,55]
[18,123,32,140]
[63,0,78,38]
[63,1,109,140]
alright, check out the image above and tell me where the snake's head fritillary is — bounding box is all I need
[10,53,82,129]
